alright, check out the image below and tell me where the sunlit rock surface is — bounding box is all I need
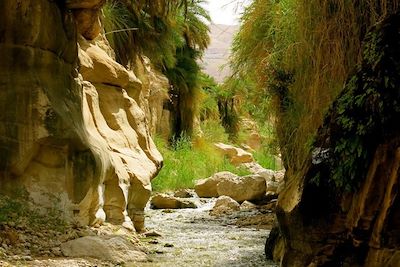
[0,0,167,232]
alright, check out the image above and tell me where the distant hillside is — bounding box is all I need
[202,24,239,83]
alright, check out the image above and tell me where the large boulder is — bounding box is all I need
[195,171,238,198]
[214,143,254,165]
[150,194,197,209]
[217,175,266,203]
[61,235,147,263]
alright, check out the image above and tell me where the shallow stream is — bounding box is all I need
[140,198,278,267]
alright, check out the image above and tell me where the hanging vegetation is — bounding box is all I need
[230,0,400,181]
[102,0,210,140]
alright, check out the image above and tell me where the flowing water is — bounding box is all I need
[139,198,278,267]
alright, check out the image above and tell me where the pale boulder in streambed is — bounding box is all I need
[210,196,240,216]
[61,235,147,263]
[150,193,197,209]
[217,174,266,203]
[194,171,238,198]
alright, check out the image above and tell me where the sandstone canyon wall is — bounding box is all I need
[0,0,169,232]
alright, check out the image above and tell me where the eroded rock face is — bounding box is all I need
[0,0,164,232]
[271,13,400,266]
[132,56,171,138]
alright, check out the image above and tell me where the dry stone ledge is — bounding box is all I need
[151,194,198,209]
[210,196,240,216]
[60,235,148,263]
[214,143,254,165]
[194,171,238,197]
[217,174,266,203]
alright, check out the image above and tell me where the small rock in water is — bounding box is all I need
[143,230,162,237]
[151,193,198,209]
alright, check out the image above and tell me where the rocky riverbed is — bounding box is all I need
[0,191,277,266]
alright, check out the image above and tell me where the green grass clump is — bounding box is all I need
[201,119,230,144]
[253,149,278,170]
[151,135,250,192]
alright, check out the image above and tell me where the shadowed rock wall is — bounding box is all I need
[269,13,400,266]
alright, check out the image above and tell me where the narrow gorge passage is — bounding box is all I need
[141,198,277,267]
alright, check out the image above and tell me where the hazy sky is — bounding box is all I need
[203,0,249,25]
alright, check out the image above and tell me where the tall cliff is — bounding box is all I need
[0,0,168,232]
[269,13,400,266]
